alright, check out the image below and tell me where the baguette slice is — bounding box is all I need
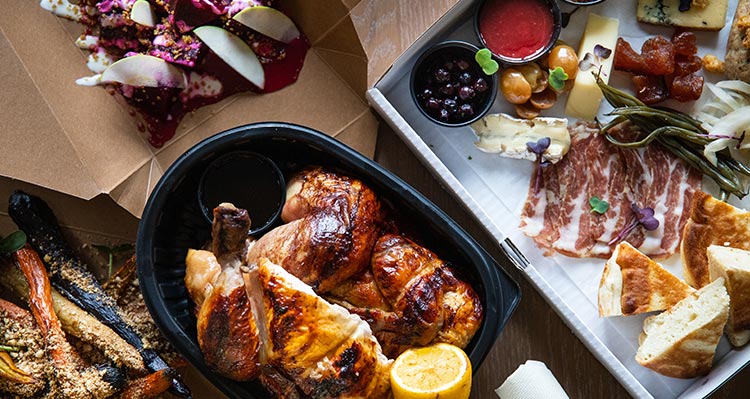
[599,242,694,317]
[682,191,750,288]
[707,245,750,347]
[636,278,729,378]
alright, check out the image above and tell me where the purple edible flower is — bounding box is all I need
[527,137,551,195]
[594,44,612,60]
[608,203,660,246]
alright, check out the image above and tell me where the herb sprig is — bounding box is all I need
[589,196,609,214]
[608,204,660,246]
[93,243,135,279]
[0,231,26,254]
[527,137,551,194]
[475,48,499,75]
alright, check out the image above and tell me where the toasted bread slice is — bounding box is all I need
[707,245,750,347]
[599,242,694,317]
[682,191,750,288]
[636,278,729,378]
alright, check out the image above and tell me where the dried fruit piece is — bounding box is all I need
[642,36,675,75]
[633,75,669,104]
[670,74,704,102]
[674,55,703,76]
[672,31,698,56]
[614,37,647,74]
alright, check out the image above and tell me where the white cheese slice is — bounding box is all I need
[472,113,570,164]
[564,13,619,121]
[637,0,729,31]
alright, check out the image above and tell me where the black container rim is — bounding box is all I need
[409,40,499,128]
[473,0,563,65]
[136,122,520,398]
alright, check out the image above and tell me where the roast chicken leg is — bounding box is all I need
[185,203,260,381]
[247,167,384,293]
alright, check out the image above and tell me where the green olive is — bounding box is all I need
[501,68,532,105]
[548,45,579,81]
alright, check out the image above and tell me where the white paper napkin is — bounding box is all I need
[495,360,570,399]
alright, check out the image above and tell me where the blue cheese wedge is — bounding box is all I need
[637,0,729,31]
[472,113,570,164]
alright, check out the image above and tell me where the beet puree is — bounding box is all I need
[479,0,554,61]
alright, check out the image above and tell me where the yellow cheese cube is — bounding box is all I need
[564,13,619,121]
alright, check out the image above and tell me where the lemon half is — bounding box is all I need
[390,343,472,399]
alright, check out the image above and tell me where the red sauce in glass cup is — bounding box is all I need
[478,0,554,61]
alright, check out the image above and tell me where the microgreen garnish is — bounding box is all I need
[608,203,660,246]
[0,231,26,254]
[594,44,612,60]
[548,67,568,91]
[0,345,20,353]
[589,196,609,214]
[93,243,134,279]
[579,44,612,72]
[527,137,551,194]
[475,48,499,75]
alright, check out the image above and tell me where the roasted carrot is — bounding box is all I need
[9,191,191,399]
[118,368,175,399]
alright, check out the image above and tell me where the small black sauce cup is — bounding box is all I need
[474,0,562,65]
[410,41,499,128]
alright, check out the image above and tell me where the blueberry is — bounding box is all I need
[439,83,455,96]
[473,78,488,93]
[458,72,472,85]
[434,68,451,83]
[456,59,471,71]
[426,97,441,110]
[438,108,450,121]
[459,103,474,118]
[443,98,457,113]
[458,86,475,101]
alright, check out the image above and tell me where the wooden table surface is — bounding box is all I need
[373,123,750,399]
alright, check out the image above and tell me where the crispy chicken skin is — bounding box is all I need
[188,203,260,381]
[244,258,392,399]
[248,167,384,293]
[354,234,484,358]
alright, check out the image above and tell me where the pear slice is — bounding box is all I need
[101,54,186,88]
[232,6,300,44]
[194,26,265,89]
[130,0,157,27]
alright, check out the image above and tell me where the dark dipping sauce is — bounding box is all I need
[198,152,285,235]
[479,0,554,62]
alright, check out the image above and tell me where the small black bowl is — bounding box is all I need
[136,122,520,399]
[410,41,499,127]
[474,0,562,65]
[197,151,285,236]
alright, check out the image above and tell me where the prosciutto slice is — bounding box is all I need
[520,122,701,259]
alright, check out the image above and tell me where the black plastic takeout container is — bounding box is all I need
[136,122,521,398]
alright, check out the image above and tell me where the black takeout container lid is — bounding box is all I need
[136,122,521,398]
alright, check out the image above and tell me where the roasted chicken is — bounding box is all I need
[344,234,483,358]
[248,167,384,293]
[187,203,260,381]
[185,167,483,397]
[244,258,392,399]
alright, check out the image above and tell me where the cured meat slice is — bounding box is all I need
[520,122,701,259]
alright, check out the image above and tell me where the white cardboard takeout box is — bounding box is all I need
[367,0,750,398]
